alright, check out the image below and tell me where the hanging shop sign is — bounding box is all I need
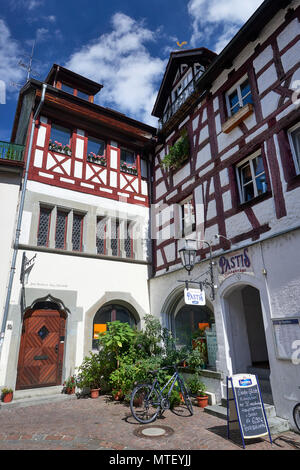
[218,248,253,281]
[184,287,206,306]
[226,374,272,449]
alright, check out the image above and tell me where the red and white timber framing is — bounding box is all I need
[28,116,149,207]
[153,4,300,274]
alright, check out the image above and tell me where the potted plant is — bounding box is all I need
[76,353,103,398]
[1,387,13,403]
[63,376,76,394]
[160,129,190,171]
[187,376,208,408]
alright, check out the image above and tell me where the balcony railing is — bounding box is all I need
[0,141,24,162]
[159,66,205,130]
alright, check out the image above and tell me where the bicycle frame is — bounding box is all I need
[149,370,182,404]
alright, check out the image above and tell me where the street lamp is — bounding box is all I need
[179,239,197,276]
[179,239,216,300]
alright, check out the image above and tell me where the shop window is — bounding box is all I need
[236,151,268,204]
[92,304,137,349]
[225,77,252,117]
[37,206,52,247]
[174,305,214,348]
[288,121,300,175]
[72,213,84,252]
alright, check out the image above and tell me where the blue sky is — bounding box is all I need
[0,0,264,141]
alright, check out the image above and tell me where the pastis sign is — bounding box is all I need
[184,287,206,306]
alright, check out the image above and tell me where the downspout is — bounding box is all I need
[0,83,47,354]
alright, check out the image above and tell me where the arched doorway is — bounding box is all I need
[92,303,137,350]
[224,284,273,402]
[16,299,67,390]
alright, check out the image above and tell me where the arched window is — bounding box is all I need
[174,305,214,347]
[92,304,137,349]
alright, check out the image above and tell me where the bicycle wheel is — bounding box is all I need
[130,384,161,424]
[178,378,193,415]
[293,403,300,432]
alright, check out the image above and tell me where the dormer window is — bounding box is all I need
[77,89,89,100]
[61,82,74,95]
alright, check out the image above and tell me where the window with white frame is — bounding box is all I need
[180,196,196,237]
[226,76,252,117]
[288,122,300,174]
[236,151,268,204]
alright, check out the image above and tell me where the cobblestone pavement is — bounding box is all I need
[0,394,299,451]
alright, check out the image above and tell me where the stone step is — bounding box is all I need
[1,386,76,409]
[219,401,276,419]
[204,404,290,435]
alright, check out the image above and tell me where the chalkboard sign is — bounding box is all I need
[227,374,272,448]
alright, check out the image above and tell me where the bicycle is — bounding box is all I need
[130,362,193,424]
[293,402,300,433]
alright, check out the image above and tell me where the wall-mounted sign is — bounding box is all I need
[227,374,272,449]
[184,288,206,306]
[218,248,253,281]
[272,318,300,360]
[93,324,107,339]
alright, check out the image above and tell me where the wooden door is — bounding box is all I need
[16,309,66,390]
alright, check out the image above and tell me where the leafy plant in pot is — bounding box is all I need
[1,387,13,403]
[76,353,103,398]
[187,376,209,408]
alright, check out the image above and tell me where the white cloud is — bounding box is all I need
[9,0,44,10]
[187,0,264,51]
[0,19,25,90]
[65,13,166,126]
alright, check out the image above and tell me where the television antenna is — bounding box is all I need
[10,40,40,89]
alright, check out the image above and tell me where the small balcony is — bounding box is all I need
[158,66,205,131]
[0,141,24,163]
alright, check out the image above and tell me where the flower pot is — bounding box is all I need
[196,395,209,408]
[2,392,13,403]
[90,388,100,399]
[113,390,123,401]
[179,392,184,403]
[66,387,75,395]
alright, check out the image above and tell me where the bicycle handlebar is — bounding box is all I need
[149,359,188,375]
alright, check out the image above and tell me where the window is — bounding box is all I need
[236,151,268,203]
[121,148,135,165]
[55,210,68,249]
[50,124,71,147]
[226,77,252,117]
[92,304,137,349]
[180,197,196,237]
[72,213,84,251]
[37,207,52,247]
[61,83,74,94]
[87,136,105,159]
[77,89,89,100]
[174,305,214,347]
[124,222,133,259]
[288,122,300,174]
[96,217,107,255]
[111,219,120,256]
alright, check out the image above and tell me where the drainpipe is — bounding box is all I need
[0,83,47,355]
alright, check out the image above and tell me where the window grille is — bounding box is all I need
[125,222,133,258]
[55,211,68,249]
[72,213,83,251]
[111,219,119,256]
[37,207,52,247]
[96,217,106,254]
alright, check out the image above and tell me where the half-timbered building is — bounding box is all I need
[0,64,156,391]
[149,0,300,428]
